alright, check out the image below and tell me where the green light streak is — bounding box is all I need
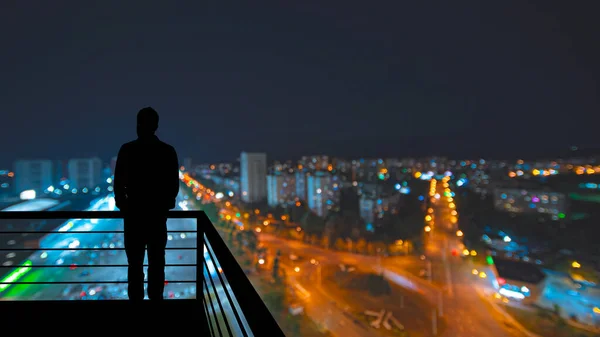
[486,256,494,265]
[0,260,32,292]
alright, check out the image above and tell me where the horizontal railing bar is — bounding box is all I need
[0,281,196,284]
[0,210,205,220]
[0,230,198,234]
[0,247,197,251]
[0,264,198,268]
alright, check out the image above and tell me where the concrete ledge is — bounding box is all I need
[0,299,208,332]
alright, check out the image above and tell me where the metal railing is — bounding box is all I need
[0,210,285,337]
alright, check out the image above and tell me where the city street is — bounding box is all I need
[0,194,200,301]
[258,233,436,337]
[420,178,528,337]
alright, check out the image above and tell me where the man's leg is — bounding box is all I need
[124,217,146,300]
[147,217,168,300]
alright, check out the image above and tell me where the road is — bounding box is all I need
[180,173,533,336]
[259,233,437,337]
[419,178,527,337]
[0,194,199,300]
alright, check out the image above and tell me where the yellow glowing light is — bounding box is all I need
[258,258,265,265]
[451,210,457,216]
[414,171,422,179]
[263,220,269,226]
[593,307,600,314]
[294,267,300,273]
[424,226,432,232]
[572,261,581,269]
[456,230,463,237]
[425,215,433,222]
[472,269,478,275]
[470,250,477,256]
[255,227,262,233]
[427,208,434,214]
[449,203,455,209]
[451,216,458,224]
[225,215,231,220]
[463,249,470,256]
[479,271,487,278]
[532,169,540,176]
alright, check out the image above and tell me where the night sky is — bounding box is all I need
[1,1,599,167]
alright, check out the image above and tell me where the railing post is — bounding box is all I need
[196,216,204,306]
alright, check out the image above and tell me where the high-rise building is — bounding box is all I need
[68,157,103,189]
[240,152,267,203]
[14,159,53,193]
[295,171,307,201]
[359,194,400,223]
[307,172,339,217]
[359,196,376,223]
[0,170,15,197]
[52,160,67,183]
[267,173,296,207]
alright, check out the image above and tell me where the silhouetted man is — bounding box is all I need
[114,107,180,300]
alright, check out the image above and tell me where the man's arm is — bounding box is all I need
[113,145,128,211]
[169,147,180,209]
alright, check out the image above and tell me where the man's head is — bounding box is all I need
[137,107,159,137]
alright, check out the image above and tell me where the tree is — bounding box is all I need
[321,236,330,250]
[356,238,367,254]
[334,238,346,251]
[346,238,354,252]
[300,211,325,235]
[245,231,258,253]
[262,281,286,313]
